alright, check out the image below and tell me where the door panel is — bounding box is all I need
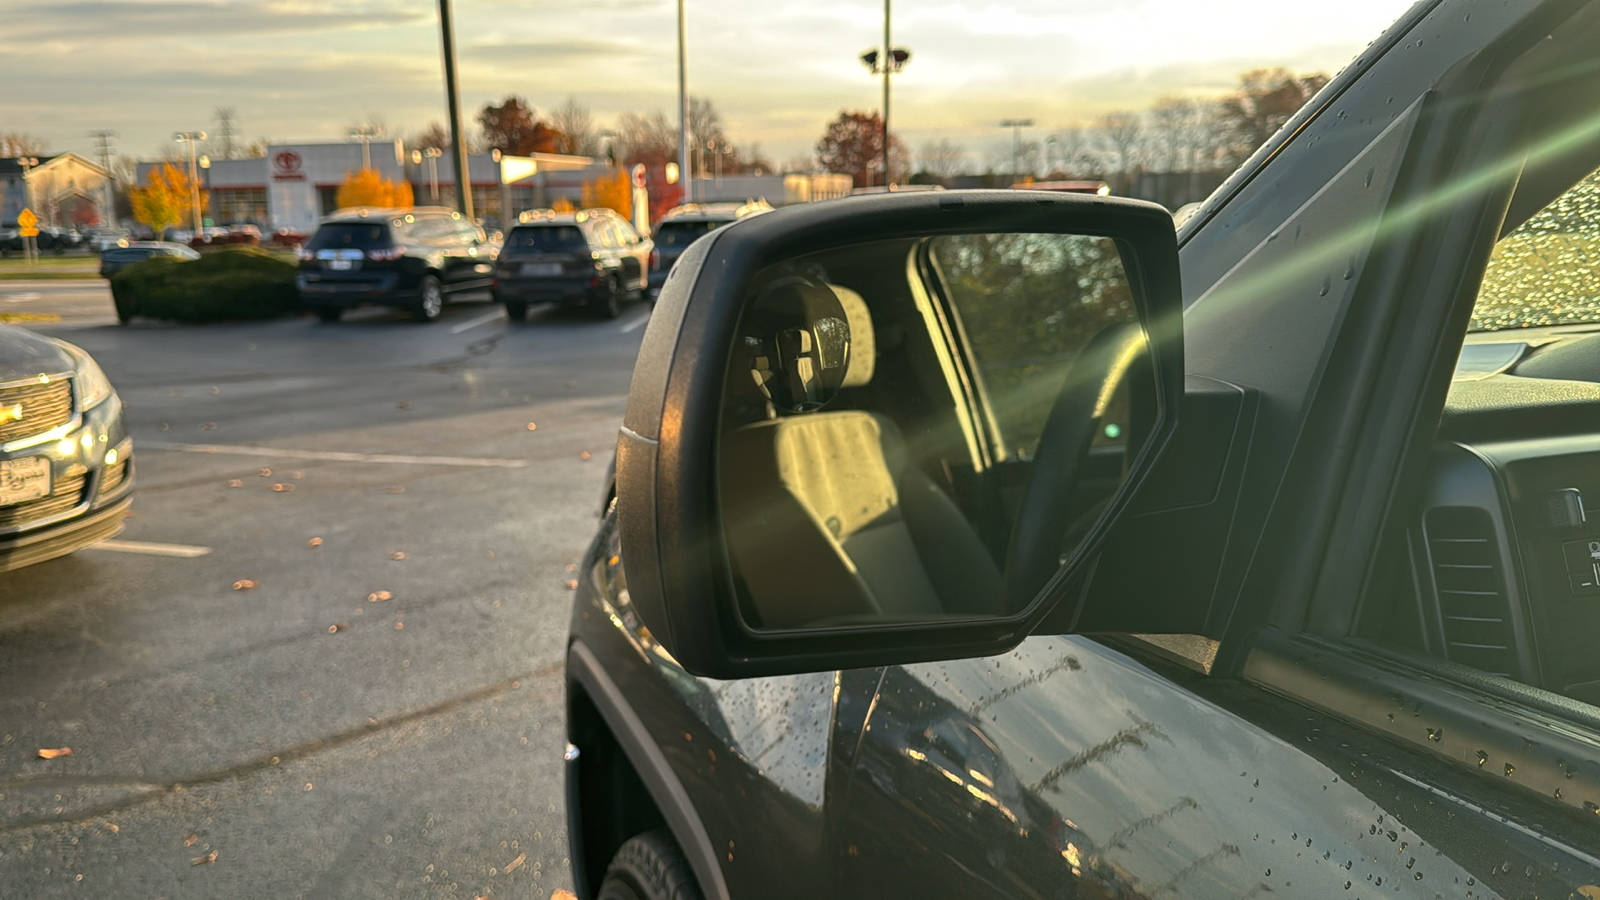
[832,635,1546,898]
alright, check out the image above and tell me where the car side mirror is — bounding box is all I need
[616,191,1184,677]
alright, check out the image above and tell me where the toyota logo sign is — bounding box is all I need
[272,150,306,181]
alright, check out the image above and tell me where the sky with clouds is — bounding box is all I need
[3,0,1418,168]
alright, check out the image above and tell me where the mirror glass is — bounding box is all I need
[717,232,1154,630]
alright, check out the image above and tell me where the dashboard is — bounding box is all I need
[1408,326,1600,704]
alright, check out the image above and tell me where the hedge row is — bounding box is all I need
[110,248,300,323]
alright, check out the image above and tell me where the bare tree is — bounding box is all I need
[408,122,452,152]
[0,132,48,156]
[917,139,967,180]
[550,97,599,157]
[613,111,677,166]
[1216,68,1330,164]
[1097,111,1145,186]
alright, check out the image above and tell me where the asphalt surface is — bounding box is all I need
[0,281,653,898]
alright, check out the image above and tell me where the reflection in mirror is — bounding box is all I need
[717,232,1154,630]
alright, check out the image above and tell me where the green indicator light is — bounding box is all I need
[1104,423,1122,439]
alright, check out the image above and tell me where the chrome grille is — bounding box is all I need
[0,471,87,530]
[0,378,74,444]
[99,458,129,495]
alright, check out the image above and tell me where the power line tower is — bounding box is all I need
[89,130,117,171]
[214,107,238,160]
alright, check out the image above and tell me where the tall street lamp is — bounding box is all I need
[173,131,207,236]
[437,0,472,219]
[412,147,442,202]
[349,126,380,170]
[859,0,909,188]
[998,119,1034,183]
[676,0,690,204]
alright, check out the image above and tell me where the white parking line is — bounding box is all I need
[140,442,530,468]
[448,308,506,334]
[2,292,43,303]
[90,539,213,558]
[620,310,651,333]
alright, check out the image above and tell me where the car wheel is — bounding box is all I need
[597,829,702,900]
[414,275,443,322]
[504,300,528,322]
[591,275,622,319]
[315,306,342,323]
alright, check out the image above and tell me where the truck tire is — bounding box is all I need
[596,829,702,900]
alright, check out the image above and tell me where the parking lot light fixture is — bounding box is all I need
[173,131,207,236]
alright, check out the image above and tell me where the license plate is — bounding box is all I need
[0,457,51,506]
[328,259,354,271]
[522,263,561,276]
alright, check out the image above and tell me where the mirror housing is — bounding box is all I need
[617,190,1184,677]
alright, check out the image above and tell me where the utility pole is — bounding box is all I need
[214,108,238,159]
[999,119,1034,183]
[677,0,690,204]
[437,0,473,220]
[90,130,117,228]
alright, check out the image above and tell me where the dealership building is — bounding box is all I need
[138,140,601,233]
[135,139,854,233]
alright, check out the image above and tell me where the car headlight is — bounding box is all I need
[58,341,115,410]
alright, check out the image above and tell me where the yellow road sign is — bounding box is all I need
[17,208,36,228]
[19,227,38,237]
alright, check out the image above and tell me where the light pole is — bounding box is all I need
[677,0,690,204]
[173,131,206,237]
[412,147,442,202]
[859,3,910,188]
[437,0,472,219]
[349,126,380,170]
[998,119,1034,183]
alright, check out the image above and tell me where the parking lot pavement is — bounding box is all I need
[0,294,655,897]
[1,279,118,327]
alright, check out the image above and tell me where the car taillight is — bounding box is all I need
[367,247,404,261]
[649,248,660,270]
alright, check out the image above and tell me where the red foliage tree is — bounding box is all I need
[477,95,564,156]
[815,110,908,188]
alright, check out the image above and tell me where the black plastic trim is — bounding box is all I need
[565,640,731,900]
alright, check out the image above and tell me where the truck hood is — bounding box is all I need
[0,325,75,384]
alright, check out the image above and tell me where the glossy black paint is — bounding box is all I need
[294,207,498,312]
[566,0,1600,896]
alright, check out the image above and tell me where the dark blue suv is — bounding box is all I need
[295,207,497,323]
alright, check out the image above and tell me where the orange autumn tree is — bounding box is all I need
[335,168,414,209]
[580,170,631,219]
[130,162,204,235]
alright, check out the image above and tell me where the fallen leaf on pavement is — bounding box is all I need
[368,590,392,602]
[565,563,577,572]
[393,621,404,630]
[37,747,71,759]
[551,891,579,900]
[209,386,220,395]
[564,580,578,590]
[226,479,242,488]
[191,850,217,866]
[233,579,257,590]
[389,551,406,560]
[105,823,119,834]
[270,483,294,492]
[386,486,405,494]
[397,400,411,409]
[258,468,272,477]
[525,422,537,431]
[308,537,323,548]
[579,451,591,460]
[183,834,198,847]
[503,852,527,874]
[328,623,349,633]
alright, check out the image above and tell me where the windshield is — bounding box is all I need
[306,222,390,250]
[1470,164,1600,331]
[655,220,723,247]
[507,225,586,252]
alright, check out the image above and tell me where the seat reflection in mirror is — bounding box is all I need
[717,233,1149,631]
[742,277,855,413]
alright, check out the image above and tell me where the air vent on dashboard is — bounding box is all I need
[1424,507,1517,677]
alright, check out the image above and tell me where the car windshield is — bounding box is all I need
[306,222,389,249]
[508,225,586,251]
[1469,165,1600,331]
[655,220,723,246]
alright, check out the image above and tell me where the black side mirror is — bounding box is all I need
[617,190,1184,677]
